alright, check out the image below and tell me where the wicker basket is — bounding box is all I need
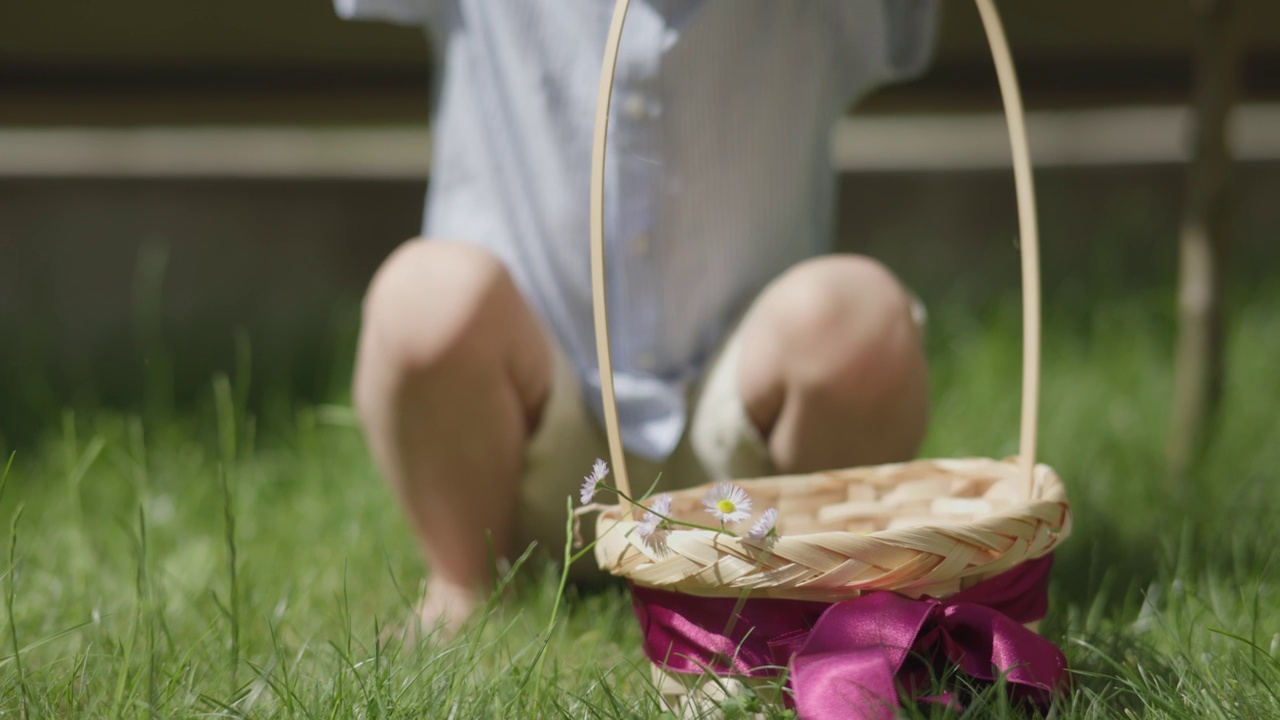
[585,0,1072,716]
[594,458,1069,602]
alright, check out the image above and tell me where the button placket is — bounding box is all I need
[629,232,651,257]
[611,9,665,378]
[622,92,648,120]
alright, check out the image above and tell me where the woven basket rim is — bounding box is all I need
[592,457,1071,600]
[595,459,1066,541]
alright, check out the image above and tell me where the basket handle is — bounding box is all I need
[589,0,1042,503]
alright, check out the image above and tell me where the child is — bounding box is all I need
[337,0,938,636]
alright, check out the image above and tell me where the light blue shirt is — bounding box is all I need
[335,0,938,460]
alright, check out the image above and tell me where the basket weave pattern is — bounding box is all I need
[595,458,1070,602]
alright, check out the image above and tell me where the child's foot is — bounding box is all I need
[417,578,479,636]
[386,578,479,646]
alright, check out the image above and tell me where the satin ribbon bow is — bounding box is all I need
[631,554,1068,720]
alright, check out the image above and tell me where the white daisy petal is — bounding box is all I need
[702,482,753,525]
[579,458,611,505]
[635,493,674,539]
[636,514,659,538]
[650,494,672,517]
[747,508,778,540]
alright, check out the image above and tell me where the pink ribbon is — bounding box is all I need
[630,554,1067,719]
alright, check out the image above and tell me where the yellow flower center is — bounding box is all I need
[716,499,737,514]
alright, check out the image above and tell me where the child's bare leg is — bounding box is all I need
[353,240,550,634]
[737,255,929,471]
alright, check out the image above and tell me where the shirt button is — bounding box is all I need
[662,27,679,51]
[629,233,651,257]
[623,92,647,120]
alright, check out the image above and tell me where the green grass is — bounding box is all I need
[1,287,1278,719]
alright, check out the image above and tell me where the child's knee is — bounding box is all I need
[358,239,521,380]
[757,255,924,402]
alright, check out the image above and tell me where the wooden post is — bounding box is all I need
[1168,0,1242,483]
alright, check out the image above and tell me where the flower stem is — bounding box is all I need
[594,483,739,537]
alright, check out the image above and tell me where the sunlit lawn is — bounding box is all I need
[1,285,1278,718]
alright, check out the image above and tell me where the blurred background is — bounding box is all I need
[2,0,1278,450]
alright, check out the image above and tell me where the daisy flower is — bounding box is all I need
[636,494,672,538]
[647,493,672,520]
[579,458,610,505]
[747,508,778,540]
[702,482,753,525]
